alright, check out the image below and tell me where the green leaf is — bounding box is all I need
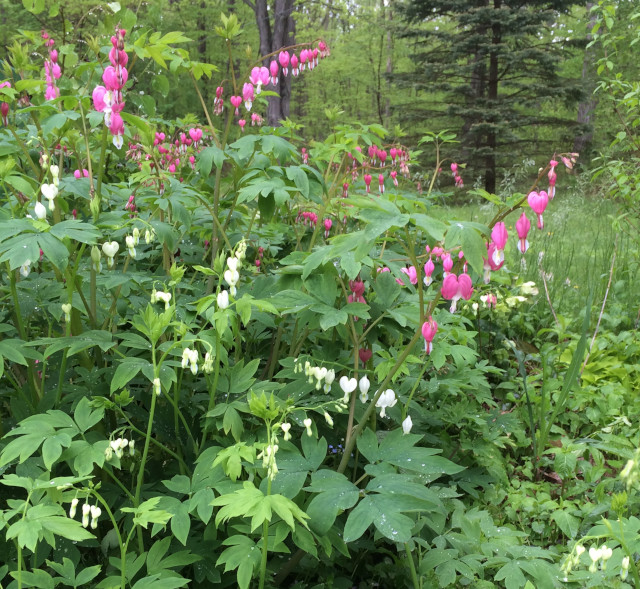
[343,496,374,543]
[110,358,152,393]
[74,397,104,433]
[131,575,189,589]
[306,470,359,534]
[551,510,580,539]
[494,561,527,589]
[411,213,447,241]
[197,146,226,176]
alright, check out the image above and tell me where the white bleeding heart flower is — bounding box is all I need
[359,375,370,403]
[376,389,397,418]
[41,183,58,210]
[102,241,119,258]
[49,164,60,186]
[34,201,47,220]
[402,415,413,435]
[339,376,357,394]
[224,269,239,286]
[339,376,358,403]
[227,256,239,271]
[217,290,229,309]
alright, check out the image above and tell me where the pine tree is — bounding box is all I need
[399,0,583,192]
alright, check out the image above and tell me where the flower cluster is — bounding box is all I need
[42,31,61,101]
[219,41,329,130]
[181,348,199,375]
[105,437,134,460]
[295,359,336,393]
[93,28,128,148]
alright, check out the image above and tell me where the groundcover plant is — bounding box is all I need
[1,4,638,589]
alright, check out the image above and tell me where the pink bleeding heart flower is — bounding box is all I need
[421,316,438,354]
[230,95,242,116]
[390,170,398,187]
[441,273,473,313]
[483,243,505,284]
[279,51,290,76]
[378,174,385,194]
[291,54,300,76]
[401,266,418,286]
[516,212,531,254]
[490,222,508,266]
[269,60,279,85]
[189,128,202,143]
[323,218,332,238]
[242,83,255,111]
[250,66,270,93]
[424,257,435,286]
[238,119,246,132]
[548,159,558,199]
[364,174,372,193]
[442,253,453,277]
[527,190,549,230]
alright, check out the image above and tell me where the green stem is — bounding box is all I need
[404,543,420,589]
[201,336,222,452]
[90,491,127,589]
[258,430,273,589]
[94,126,109,219]
[133,345,159,553]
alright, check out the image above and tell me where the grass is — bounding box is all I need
[432,186,640,329]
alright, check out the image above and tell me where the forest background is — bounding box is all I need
[0,0,621,191]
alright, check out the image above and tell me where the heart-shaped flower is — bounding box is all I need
[227,256,239,271]
[224,269,239,286]
[102,241,119,258]
[339,376,357,394]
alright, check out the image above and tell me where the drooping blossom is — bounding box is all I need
[230,95,242,116]
[548,159,558,199]
[0,81,10,126]
[242,83,255,111]
[251,113,263,126]
[421,316,438,354]
[323,218,332,238]
[483,243,505,284]
[189,127,202,146]
[490,222,508,266]
[401,266,418,286]
[441,273,473,313]
[390,170,398,187]
[402,415,413,435]
[278,51,290,76]
[359,348,372,365]
[269,60,279,85]
[376,389,397,418]
[214,86,224,115]
[250,67,270,93]
[423,257,435,286]
[348,279,366,304]
[516,212,531,254]
[364,174,372,193]
[291,54,300,76]
[238,119,246,132]
[442,253,453,278]
[527,190,549,230]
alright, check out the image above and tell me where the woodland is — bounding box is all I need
[0,0,639,588]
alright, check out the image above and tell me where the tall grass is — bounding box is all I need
[434,186,640,328]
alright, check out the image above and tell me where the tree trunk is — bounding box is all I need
[485,0,501,194]
[574,2,597,155]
